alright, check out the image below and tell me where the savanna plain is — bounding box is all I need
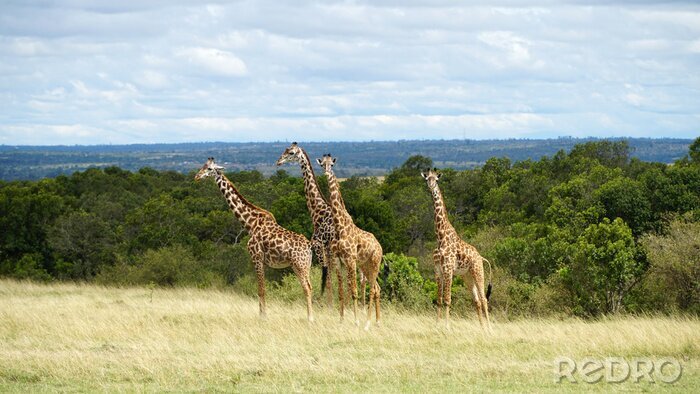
[1,279,698,392]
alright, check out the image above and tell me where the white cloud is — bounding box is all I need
[477,30,546,69]
[4,37,51,56]
[134,70,170,89]
[624,93,645,107]
[688,39,700,53]
[177,47,248,77]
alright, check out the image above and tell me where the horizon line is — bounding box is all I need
[0,135,694,149]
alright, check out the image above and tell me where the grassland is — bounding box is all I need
[0,279,697,392]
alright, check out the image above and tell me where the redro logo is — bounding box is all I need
[554,357,682,384]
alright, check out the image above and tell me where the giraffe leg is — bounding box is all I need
[371,252,383,327]
[247,240,267,319]
[373,280,381,326]
[434,265,443,322]
[337,257,351,321]
[254,262,267,319]
[443,273,453,327]
[319,246,333,308]
[360,272,366,310]
[364,268,380,331]
[474,270,492,332]
[345,260,359,326]
[335,256,344,318]
[467,276,485,329]
[293,262,314,322]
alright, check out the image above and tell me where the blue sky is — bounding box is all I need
[1,0,699,145]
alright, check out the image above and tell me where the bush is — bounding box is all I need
[97,245,224,288]
[558,218,643,316]
[268,267,323,304]
[639,219,700,314]
[232,267,324,305]
[381,253,432,310]
[12,253,52,282]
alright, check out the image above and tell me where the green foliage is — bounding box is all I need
[98,245,223,288]
[559,218,644,316]
[640,219,700,313]
[11,253,52,282]
[123,194,196,254]
[1,139,699,318]
[689,136,700,164]
[595,177,652,236]
[569,140,630,168]
[47,211,117,279]
[0,181,65,268]
[485,267,565,318]
[342,176,400,251]
[380,253,431,310]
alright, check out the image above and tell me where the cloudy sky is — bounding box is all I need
[1,0,699,145]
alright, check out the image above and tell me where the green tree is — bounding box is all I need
[640,219,700,313]
[11,253,52,282]
[381,253,430,309]
[688,136,700,164]
[595,177,652,236]
[384,155,433,186]
[559,218,644,316]
[388,186,434,249]
[47,211,117,279]
[569,140,630,168]
[123,194,196,254]
[0,182,65,276]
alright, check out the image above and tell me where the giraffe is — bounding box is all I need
[195,157,314,322]
[317,154,382,329]
[276,142,344,309]
[421,168,492,330]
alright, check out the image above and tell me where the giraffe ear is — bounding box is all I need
[331,158,336,164]
[316,158,323,165]
[437,173,442,179]
[420,172,427,179]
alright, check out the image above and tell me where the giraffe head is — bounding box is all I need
[194,157,225,181]
[316,153,336,174]
[421,168,442,191]
[276,142,302,166]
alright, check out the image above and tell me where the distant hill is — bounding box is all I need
[0,138,692,181]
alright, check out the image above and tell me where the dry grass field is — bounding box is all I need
[1,279,698,392]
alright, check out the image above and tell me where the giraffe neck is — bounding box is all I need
[298,149,329,214]
[325,168,353,228]
[431,185,455,241]
[215,172,270,232]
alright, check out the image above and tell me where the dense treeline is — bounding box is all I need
[1,139,699,317]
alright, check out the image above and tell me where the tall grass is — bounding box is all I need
[1,279,697,392]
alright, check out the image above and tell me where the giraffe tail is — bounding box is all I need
[309,238,328,295]
[381,255,390,286]
[484,257,493,301]
[321,266,328,295]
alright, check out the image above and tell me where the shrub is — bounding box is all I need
[97,245,224,288]
[381,253,432,310]
[558,218,644,316]
[639,219,700,314]
[12,253,52,282]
